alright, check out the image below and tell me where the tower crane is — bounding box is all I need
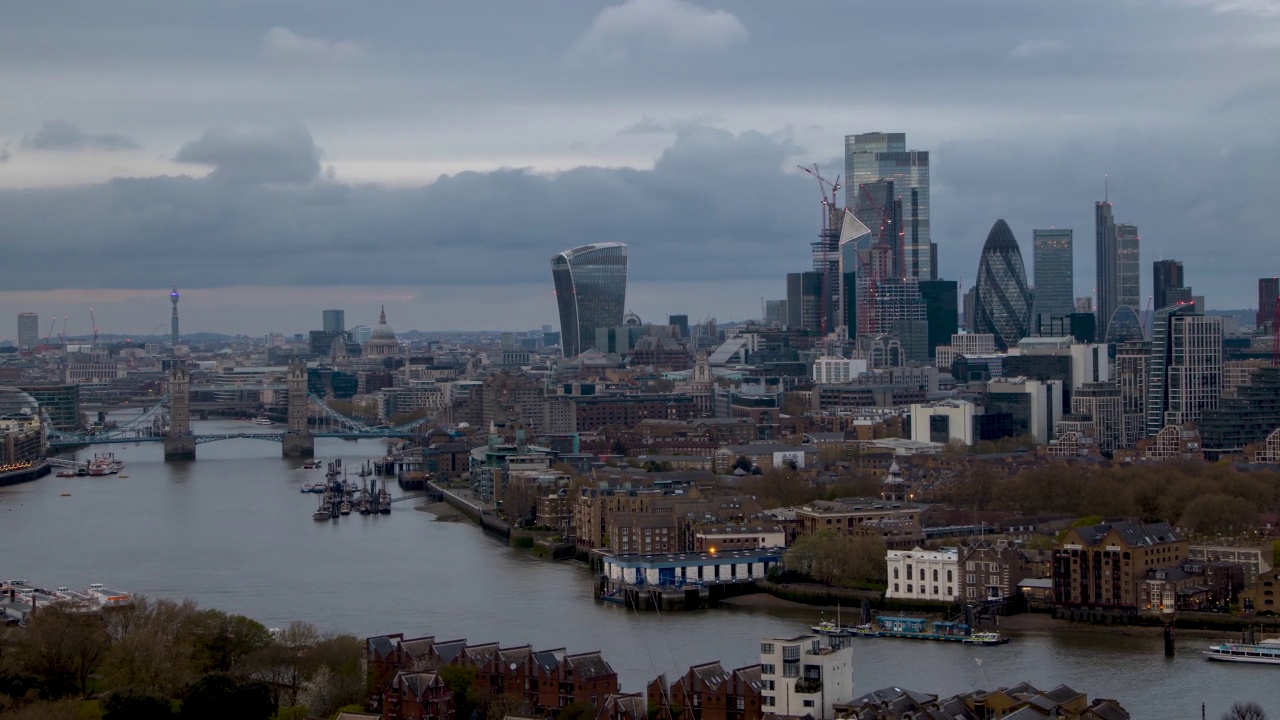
[797,164,844,337]
[1140,295,1153,337]
[798,164,841,217]
[60,317,68,349]
[45,317,57,345]
[90,308,98,350]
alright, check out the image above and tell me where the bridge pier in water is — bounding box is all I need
[164,366,197,461]
[281,362,314,458]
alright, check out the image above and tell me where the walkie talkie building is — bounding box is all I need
[551,243,628,358]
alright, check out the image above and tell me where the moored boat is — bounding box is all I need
[962,631,1009,646]
[252,416,273,426]
[1203,639,1280,664]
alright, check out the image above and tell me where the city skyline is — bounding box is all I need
[1,1,1278,334]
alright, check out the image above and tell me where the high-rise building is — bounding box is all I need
[1114,340,1151,448]
[170,285,180,346]
[1116,224,1141,314]
[973,219,1031,351]
[322,309,345,334]
[1259,277,1279,330]
[1152,260,1184,312]
[764,300,787,327]
[16,313,38,351]
[963,287,977,332]
[1094,205,1139,340]
[551,243,628,358]
[838,210,872,337]
[786,272,822,332]
[1146,304,1223,436]
[844,132,933,280]
[1032,229,1073,330]
[1200,365,1280,459]
[869,278,929,362]
[918,280,958,358]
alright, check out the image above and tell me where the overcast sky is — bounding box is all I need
[2,0,1278,338]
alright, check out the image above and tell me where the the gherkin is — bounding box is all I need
[973,219,1031,351]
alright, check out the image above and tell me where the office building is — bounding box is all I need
[786,272,822,332]
[917,280,958,358]
[1115,340,1151,448]
[1070,382,1124,454]
[1260,277,1279,330]
[551,243,628,357]
[910,399,977,445]
[16,313,38,351]
[322,309,345,334]
[667,315,689,339]
[962,287,977,332]
[812,356,868,385]
[16,383,80,431]
[764,300,787,327]
[1147,304,1223,436]
[985,377,1063,444]
[844,132,933,280]
[759,635,853,719]
[1095,203,1140,340]
[1200,365,1280,459]
[886,547,959,602]
[1152,261,1185,312]
[1053,521,1186,611]
[868,278,928,361]
[1032,229,1073,329]
[972,219,1031,351]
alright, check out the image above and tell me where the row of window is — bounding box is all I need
[893,567,954,582]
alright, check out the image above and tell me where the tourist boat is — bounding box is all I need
[1203,639,1280,664]
[302,459,321,470]
[962,631,1009,646]
[252,416,273,426]
[87,453,124,476]
[56,470,76,478]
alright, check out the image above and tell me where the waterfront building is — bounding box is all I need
[972,220,1031,351]
[381,669,452,720]
[15,383,80,431]
[0,387,46,466]
[552,243,629,358]
[836,683,1129,720]
[759,635,853,719]
[1152,260,1185,312]
[16,313,38,351]
[1259,277,1279,329]
[956,539,1024,602]
[322,309,345,333]
[601,548,781,588]
[885,546,958,602]
[1146,304,1223,437]
[844,132,933,281]
[1032,229,1073,330]
[794,498,923,548]
[1052,521,1187,612]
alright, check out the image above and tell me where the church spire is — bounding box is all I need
[379,305,387,325]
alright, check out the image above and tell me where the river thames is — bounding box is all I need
[3,417,1275,717]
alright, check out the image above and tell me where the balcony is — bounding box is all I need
[795,679,823,694]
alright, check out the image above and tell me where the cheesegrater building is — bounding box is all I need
[551,243,628,358]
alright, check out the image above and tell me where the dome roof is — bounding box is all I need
[0,386,40,420]
[371,305,396,340]
[982,219,1019,253]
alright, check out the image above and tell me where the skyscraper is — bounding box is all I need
[16,313,38,351]
[918,280,958,358]
[551,243,628,358]
[1095,199,1141,341]
[170,285,180,346]
[1152,259,1193,313]
[1259,277,1279,329]
[322,309,345,334]
[844,132,933,280]
[973,219,1031,351]
[1146,303,1223,436]
[1032,229,1073,330]
[786,272,822,332]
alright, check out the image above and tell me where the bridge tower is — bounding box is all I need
[281,361,314,458]
[163,364,197,460]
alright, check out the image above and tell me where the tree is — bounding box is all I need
[103,688,175,720]
[242,622,319,708]
[1222,702,1268,720]
[179,673,274,720]
[783,531,887,588]
[18,605,110,698]
[101,598,202,697]
[190,610,273,675]
[732,456,753,473]
[1180,494,1258,538]
[437,664,477,720]
[559,700,594,720]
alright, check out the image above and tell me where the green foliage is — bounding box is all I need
[438,664,478,720]
[783,530,887,588]
[189,611,273,675]
[272,707,310,720]
[331,704,366,718]
[18,605,110,698]
[558,700,594,720]
[1180,494,1259,537]
[102,688,174,720]
[179,673,274,720]
[1072,515,1103,528]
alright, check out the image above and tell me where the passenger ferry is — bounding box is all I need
[251,416,274,426]
[1203,638,1280,665]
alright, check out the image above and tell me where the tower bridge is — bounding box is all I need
[47,362,430,461]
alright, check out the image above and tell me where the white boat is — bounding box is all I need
[251,416,273,426]
[1203,638,1280,665]
[963,631,1008,646]
[87,453,124,476]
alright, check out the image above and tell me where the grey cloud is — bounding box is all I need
[173,125,321,184]
[19,120,139,152]
[1011,39,1066,58]
[620,116,671,134]
[572,0,748,60]
[0,149,9,163]
[261,26,365,62]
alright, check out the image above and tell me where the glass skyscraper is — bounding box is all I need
[973,219,1031,351]
[551,243,628,358]
[1147,304,1222,436]
[844,132,933,281]
[1095,199,1142,341]
[322,309,345,334]
[1032,229,1073,330]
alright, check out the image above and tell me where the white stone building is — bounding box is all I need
[885,546,959,602]
[759,635,853,719]
[812,356,868,385]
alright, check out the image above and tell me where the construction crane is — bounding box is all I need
[797,164,844,337]
[1140,295,1153,337]
[798,164,841,213]
[90,308,98,350]
[44,317,57,346]
[59,317,68,349]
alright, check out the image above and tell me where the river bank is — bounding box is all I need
[415,501,465,522]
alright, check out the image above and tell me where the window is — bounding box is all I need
[803,700,815,708]
[906,584,913,593]
[933,586,939,595]
[947,570,953,582]
[947,587,953,596]
[763,697,775,707]
[933,569,939,582]
[967,574,976,584]
[761,664,775,676]
[906,565,913,580]
[893,583,899,592]
[737,698,744,710]
[760,643,774,654]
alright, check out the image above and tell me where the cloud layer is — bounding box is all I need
[173,126,322,184]
[20,120,139,152]
[573,0,748,59]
